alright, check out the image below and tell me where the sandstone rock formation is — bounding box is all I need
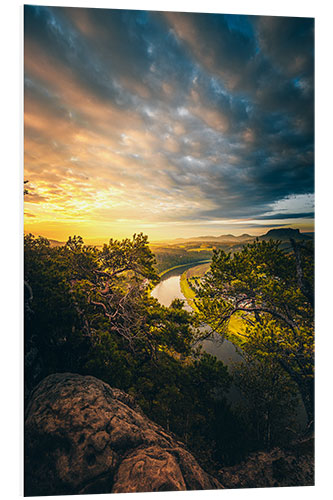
[218,439,314,489]
[24,373,222,496]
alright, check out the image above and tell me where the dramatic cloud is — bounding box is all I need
[24,6,314,241]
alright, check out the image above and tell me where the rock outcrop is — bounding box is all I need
[24,373,222,496]
[218,440,314,489]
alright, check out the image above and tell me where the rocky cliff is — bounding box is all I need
[24,373,222,496]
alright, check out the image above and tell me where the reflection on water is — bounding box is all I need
[151,275,189,308]
[201,333,242,367]
[152,265,307,425]
[152,267,242,368]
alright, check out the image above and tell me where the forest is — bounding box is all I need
[24,232,314,476]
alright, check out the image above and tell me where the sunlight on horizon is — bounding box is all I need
[24,7,314,244]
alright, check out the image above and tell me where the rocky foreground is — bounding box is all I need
[24,372,314,496]
[218,440,314,489]
[24,373,222,496]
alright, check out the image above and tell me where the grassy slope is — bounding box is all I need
[180,263,247,345]
[159,260,211,278]
[148,260,211,296]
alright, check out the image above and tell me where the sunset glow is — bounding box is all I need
[24,7,314,243]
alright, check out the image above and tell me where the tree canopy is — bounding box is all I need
[194,239,314,428]
[24,232,314,472]
[24,233,243,466]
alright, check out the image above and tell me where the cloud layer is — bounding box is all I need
[24,7,314,241]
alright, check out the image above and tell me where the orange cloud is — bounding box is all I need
[243,128,255,143]
[119,76,151,99]
[25,40,144,137]
[187,89,229,133]
[64,7,100,38]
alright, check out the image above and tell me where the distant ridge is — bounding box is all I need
[28,228,314,248]
[259,228,313,241]
[163,228,313,246]
[171,234,253,244]
[48,239,65,247]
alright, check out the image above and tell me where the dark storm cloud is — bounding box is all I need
[255,16,314,78]
[24,6,314,228]
[256,212,314,220]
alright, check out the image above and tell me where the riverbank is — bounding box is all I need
[151,258,308,428]
[159,259,211,278]
[151,263,243,372]
[179,264,247,347]
[148,260,211,298]
[179,262,210,312]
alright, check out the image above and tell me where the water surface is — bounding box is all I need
[152,265,307,425]
[151,264,242,369]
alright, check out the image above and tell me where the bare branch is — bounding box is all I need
[217,305,297,332]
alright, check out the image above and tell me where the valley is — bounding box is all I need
[151,227,313,273]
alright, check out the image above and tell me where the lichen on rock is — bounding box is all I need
[24,372,222,496]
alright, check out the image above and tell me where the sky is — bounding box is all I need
[24,5,314,243]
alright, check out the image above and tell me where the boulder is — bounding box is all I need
[218,441,314,489]
[24,373,222,496]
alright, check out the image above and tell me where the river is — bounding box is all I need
[151,263,242,383]
[151,262,307,424]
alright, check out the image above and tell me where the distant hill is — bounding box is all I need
[163,228,313,247]
[24,233,65,247]
[171,234,252,244]
[259,228,313,242]
[48,239,65,247]
[302,232,315,238]
[29,229,314,251]
[238,233,253,240]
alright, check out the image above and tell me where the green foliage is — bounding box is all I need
[24,232,247,467]
[152,245,212,273]
[195,239,314,426]
[24,234,81,371]
[26,232,313,469]
[232,357,300,450]
[24,233,161,386]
